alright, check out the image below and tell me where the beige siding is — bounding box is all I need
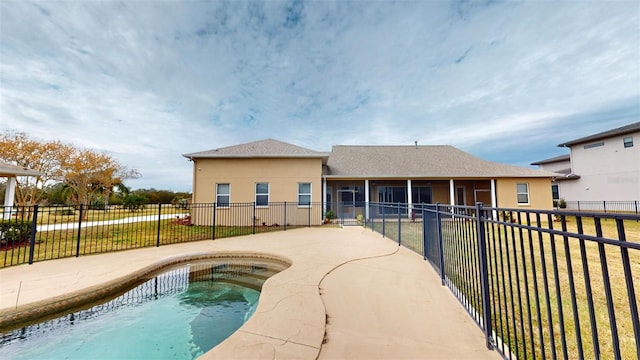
[192,158,323,203]
[191,158,323,226]
[496,178,553,209]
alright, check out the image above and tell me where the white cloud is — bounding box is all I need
[1,0,638,191]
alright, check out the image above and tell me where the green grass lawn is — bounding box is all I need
[0,220,304,268]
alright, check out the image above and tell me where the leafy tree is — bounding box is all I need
[122,193,148,212]
[0,131,140,209]
[0,131,68,205]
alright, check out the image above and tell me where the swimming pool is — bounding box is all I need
[0,257,289,359]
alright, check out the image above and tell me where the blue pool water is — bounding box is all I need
[0,264,263,359]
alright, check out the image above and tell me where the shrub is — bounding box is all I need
[0,220,32,243]
[558,198,567,209]
[325,210,335,220]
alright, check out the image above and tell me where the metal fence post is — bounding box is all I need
[156,203,162,247]
[382,204,385,237]
[436,203,445,285]
[284,202,287,231]
[212,203,216,240]
[616,218,640,359]
[76,204,84,257]
[475,202,493,350]
[252,202,256,235]
[422,206,427,260]
[28,205,38,265]
[308,202,311,227]
[397,203,401,246]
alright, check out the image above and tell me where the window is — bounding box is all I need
[377,186,407,203]
[298,183,311,206]
[216,184,230,207]
[255,183,269,206]
[624,136,633,148]
[584,141,604,149]
[412,186,432,204]
[516,183,529,205]
[551,184,559,200]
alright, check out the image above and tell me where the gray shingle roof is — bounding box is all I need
[325,145,557,178]
[558,122,640,147]
[183,139,329,159]
[530,154,570,165]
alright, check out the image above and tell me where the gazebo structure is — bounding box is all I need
[1,162,43,220]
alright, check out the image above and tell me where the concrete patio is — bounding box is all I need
[0,226,500,359]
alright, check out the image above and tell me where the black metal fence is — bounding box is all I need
[0,202,326,268]
[364,202,640,360]
[563,200,640,214]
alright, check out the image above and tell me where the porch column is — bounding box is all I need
[322,177,327,214]
[364,179,370,219]
[407,179,413,217]
[449,179,455,208]
[3,176,16,220]
[491,179,498,219]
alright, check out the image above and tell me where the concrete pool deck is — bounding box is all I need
[0,226,500,359]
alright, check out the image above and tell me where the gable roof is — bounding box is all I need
[558,121,640,147]
[183,139,329,160]
[0,162,43,177]
[325,145,557,178]
[530,154,570,166]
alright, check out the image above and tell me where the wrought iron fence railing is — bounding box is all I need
[364,202,639,360]
[3,200,638,358]
[0,202,326,268]
[562,200,640,214]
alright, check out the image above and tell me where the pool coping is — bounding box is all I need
[0,251,292,333]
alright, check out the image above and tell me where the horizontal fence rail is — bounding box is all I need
[0,202,326,268]
[563,200,640,214]
[364,202,640,360]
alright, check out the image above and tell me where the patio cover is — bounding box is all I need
[0,162,43,220]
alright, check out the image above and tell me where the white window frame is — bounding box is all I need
[623,136,634,148]
[216,183,230,208]
[255,182,269,207]
[298,182,312,207]
[516,183,530,205]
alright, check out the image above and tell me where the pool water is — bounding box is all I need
[0,265,262,360]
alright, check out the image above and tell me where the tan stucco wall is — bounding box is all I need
[192,157,323,203]
[495,178,553,209]
[191,157,324,226]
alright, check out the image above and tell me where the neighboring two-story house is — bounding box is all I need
[531,122,639,204]
[184,139,557,225]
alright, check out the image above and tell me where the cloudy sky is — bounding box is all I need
[1,1,639,192]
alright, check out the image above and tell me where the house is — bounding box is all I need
[532,122,640,203]
[184,139,556,225]
[530,154,571,202]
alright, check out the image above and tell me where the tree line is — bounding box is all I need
[0,131,190,208]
